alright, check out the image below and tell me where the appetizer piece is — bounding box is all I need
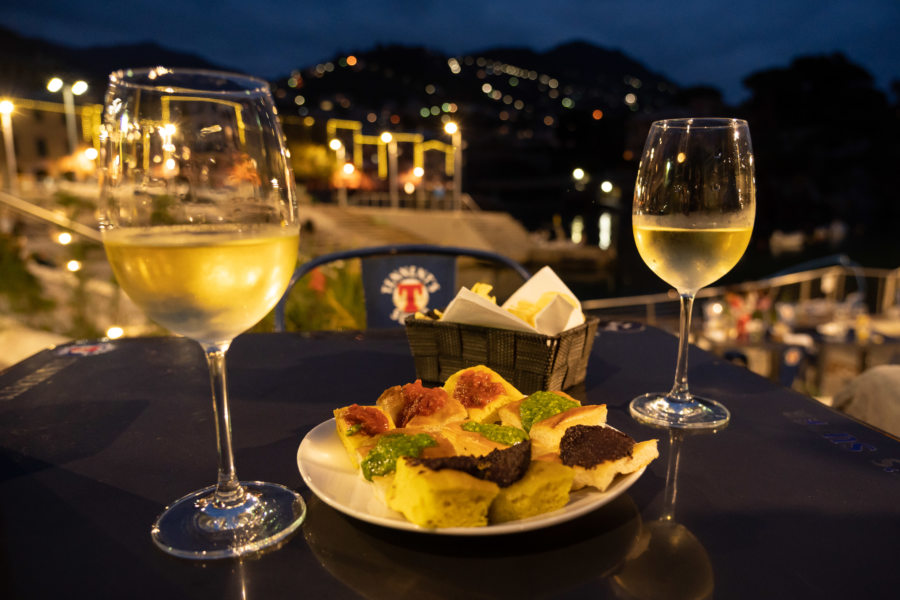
[528,404,608,456]
[498,390,581,432]
[559,425,658,492]
[440,421,529,457]
[356,429,455,481]
[386,442,531,528]
[377,380,467,429]
[442,365,523,423]
[387,457,500,528]
[489,460,575,524]
[333,404,394,468]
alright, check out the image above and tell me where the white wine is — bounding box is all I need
[104,224,298,343]
[633,222,752,293]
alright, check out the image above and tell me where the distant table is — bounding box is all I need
[1,326,898,599]
[701,331,900,396]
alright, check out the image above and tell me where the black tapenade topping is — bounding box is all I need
[406,440,531,487]
[559,425,634,468]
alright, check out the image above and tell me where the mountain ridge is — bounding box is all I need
[0,24,679,103]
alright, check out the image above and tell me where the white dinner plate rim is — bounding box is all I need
[296,418,646,536]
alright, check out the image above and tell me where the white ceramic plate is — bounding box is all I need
[297,419,646,536]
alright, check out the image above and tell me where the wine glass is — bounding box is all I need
[99,67,305,558]
[630,118,755,429]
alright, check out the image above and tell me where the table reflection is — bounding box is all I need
[610,430,715,600]
[303,491,642,599]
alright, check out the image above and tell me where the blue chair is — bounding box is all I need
[274,244,531,331]
[778,345,810,389]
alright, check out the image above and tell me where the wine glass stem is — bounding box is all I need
[670,293,696,402]
[204,342,245,506]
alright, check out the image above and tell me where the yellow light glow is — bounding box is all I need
[600,180,613,193]
[0,100,13,115]
[84,148,98,160]
[106,326,125,339]
[164,158,177,171]
[413,166,424,178]
[403,182,416,195]
[66,260,82,272]
[571,215,584,244]
[47,77,63,93]
[162,123,176,136]
[572,168,585,181]
[71,81,88,95]
[444,122,458,135]
[329,138,342,150]
[598,212,612,250]
[380,132,392,143]
[676,152,686,163]
[342,162,355,175]
[57,232,73,245]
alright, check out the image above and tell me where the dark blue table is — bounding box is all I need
[1,325,897,599]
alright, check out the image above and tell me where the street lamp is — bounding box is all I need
[413,165,425,207]
[572,167,588,191]
[0,100,17,193]
[381,131,399,209]
[47,77,88,154]
[329,138,348,207]
[444,121,462,211]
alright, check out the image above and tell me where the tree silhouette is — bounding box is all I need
[741,53,898,248]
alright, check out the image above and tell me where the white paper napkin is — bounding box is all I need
[439,266,584,336]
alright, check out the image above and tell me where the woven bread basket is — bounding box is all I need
[404,315,599,394]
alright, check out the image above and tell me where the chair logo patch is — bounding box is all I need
[380,265,441,324]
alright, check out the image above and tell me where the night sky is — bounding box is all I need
[3,0,899,103]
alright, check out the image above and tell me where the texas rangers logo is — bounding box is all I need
[380,265,441,324]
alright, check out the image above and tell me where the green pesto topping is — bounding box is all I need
[461,421,529,445]
[345,424,362,436]
[519,391,579,432]
[360,433,437,481]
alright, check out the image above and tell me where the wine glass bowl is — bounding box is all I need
[99,67,305,558]
[631,118,755,429]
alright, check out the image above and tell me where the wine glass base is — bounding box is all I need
[151,481,306,559]
[629,393,730,430]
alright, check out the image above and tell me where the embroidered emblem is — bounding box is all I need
[379,265,441,324]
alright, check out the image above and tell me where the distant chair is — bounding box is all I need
[833,364,900,438]
[274,244,531,331]
[778,345,811,389]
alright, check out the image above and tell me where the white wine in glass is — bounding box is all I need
[99,68,304,558]
[631,118,756,429]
